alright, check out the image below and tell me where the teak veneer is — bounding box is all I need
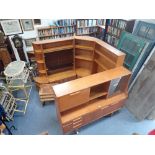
[33,36,131,134]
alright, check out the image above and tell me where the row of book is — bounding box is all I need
[39,33,74,40]
[55,19,76,26]
[77,19,97,28]
[97,19,106,26]
[107,26,122,37]
[106,34,119,47]
[38,27,75,37]
[76,27,98,35]
[109,19,127,29]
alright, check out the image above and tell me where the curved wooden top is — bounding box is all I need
[33,36,125,57]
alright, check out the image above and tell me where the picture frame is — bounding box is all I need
[0,19,23,36]
[21,19,34,31]
[33,19,41,25]
[24,38,36,47]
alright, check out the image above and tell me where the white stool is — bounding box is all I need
[4,61,32,114]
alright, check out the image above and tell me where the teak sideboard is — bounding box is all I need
[32,36,131,134]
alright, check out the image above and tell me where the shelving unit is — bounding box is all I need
[33,36,126,86]
[53,67,131,134]
[32,36,131,134]
[105,19,127,47]
[38,19,76,40]
[76,19,106,37]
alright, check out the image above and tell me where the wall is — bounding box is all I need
[7,19,56,62]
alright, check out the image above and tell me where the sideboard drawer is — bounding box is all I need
[58,88,90,112]
[102,100,125,116]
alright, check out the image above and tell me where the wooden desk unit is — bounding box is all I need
[33,36,131,134]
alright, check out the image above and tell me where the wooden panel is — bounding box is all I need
[58,88,90,112]
[53,67,131,98]
[42,40,73,49]
[75,39,95,48]
[102,100,124,115]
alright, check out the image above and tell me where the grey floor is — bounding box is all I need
[6,84,155,135]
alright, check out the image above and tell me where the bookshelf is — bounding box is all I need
[37,19,106,40]
[37,19,76,40]
[105,19,127,47]
[76,19,106,37]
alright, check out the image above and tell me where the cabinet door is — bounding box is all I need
[58,88,90,112]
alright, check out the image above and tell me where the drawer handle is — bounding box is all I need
[73,120,82,125]
[73,117,82,121]
[70,91,80,96]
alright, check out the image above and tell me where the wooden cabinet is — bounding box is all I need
[33,36,125,86]
[58,88,90,112]
[53,67,131,134]
[32,36,131,134]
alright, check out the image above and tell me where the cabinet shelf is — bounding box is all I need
[90,92,107,100]
[75,45,94,51]
[94,59,107,70]
[43,45,73,53]
[75,68,91,77]
[37,60,44,63]
[75,55,93,61]
[39,32,74,38]
[39,70,47,74]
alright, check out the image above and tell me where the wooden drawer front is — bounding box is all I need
[72,117,83,129]
[58,88,90,112]
[109,100,124,112]
[102,100,125,116]
[62,117,83,133]
[91,108,103,121]
[83,113,92,125]
[63,121,73,133]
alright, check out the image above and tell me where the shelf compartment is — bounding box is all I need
[75,67,92,77]
[36,60,44,63]
[43,45,73,53]
[89,92,107,101]
[75,45,94,51]
[48,69,76,83]
[75,55,93,61]
[95,49,116,66]
[89,83,109,100]
[94,59,108,70]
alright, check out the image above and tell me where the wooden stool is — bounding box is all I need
[39,83,57,105]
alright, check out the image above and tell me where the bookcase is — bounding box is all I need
[53,66,131,134]
[33,36,126,87]
[33,36,131,134]
[105,19,127,47]
[76,19,106,37]
[38,19,76,40]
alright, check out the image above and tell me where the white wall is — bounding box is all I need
[6,19,56,61]
[20,19,56,52]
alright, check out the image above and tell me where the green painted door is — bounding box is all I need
[117,31,147,70]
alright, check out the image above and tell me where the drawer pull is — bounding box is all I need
[73,120,82,125]
[73,124,82,129]
[70,91,80,96]
[73,117,82,121]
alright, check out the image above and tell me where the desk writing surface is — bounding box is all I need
[52,66,131,97]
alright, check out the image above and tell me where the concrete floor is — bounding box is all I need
[6,84,155,135]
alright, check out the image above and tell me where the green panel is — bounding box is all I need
[117,31,147,70]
